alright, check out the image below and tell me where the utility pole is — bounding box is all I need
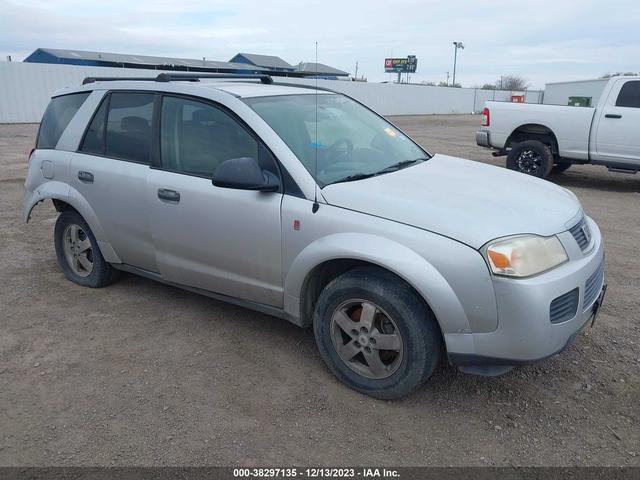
[446,71,450,86]
[452,41,464,86]
[354,61,358,80]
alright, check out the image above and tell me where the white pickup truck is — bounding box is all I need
[476,76,640,178]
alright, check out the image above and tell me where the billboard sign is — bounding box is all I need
[384,55,417,73]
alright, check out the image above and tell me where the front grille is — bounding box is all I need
[550,288,579,324]
[584,260,605,309]
[569,218,592,251]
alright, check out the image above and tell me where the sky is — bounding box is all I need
[1,0,638,89]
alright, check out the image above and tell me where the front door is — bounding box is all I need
[594,79,640,165]
[147,95,283,307]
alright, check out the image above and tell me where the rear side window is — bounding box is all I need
[36,92,90,149]
[105,92,154,163]
[616,81,640,108]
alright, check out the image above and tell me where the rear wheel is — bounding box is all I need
[506,140,554,178]
[54,211,120,288]
[313,267,442,399]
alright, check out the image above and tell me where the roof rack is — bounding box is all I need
[82,72,273,85]
[270,81,338,94]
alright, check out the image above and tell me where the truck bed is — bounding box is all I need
[484,101,596,160]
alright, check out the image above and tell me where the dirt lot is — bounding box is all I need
[1,116,638,467]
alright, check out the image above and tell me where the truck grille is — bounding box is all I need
[569,218,592,251]
[583,260,605,309]
[550,288,579,324]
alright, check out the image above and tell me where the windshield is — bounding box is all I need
[243,94,429,186]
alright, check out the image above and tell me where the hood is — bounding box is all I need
[321,154,582,249]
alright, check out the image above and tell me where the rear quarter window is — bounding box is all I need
[36,92,90,149]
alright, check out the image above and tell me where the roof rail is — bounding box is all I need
[271,81,338,94]
[82,76,158,84]
[82,72,273,85]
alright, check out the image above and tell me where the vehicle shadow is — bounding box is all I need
[549,170,640,193]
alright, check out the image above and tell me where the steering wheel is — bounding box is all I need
[325,138,353,163]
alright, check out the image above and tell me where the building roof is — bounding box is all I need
[230,53,293,69]
[26,48,268,72]
[296,62,349,76]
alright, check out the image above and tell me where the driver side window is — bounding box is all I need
[160,96,259,177]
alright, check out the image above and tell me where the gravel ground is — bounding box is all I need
[0,116,638,467]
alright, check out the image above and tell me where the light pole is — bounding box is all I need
[452,41,464,87]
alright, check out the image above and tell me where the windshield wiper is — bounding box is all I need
[327,172,376,185]
[326,157,428,186]
[373,157,428,175]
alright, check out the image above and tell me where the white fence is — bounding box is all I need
[0,61,543,123]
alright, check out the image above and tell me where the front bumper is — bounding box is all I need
[446,216,605,375]
[475,130,491,148]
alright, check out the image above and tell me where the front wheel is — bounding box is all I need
[313,267,442,399]
[506,140,554,178]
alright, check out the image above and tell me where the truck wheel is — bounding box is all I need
[54,211,120,288]
[313,267,442,399]
[506,140,554,178]
[551,162,572,174]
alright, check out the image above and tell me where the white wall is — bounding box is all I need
[0,61,543,123]
[0,62,181,123]
[543,79,608,106]
[284,77,531,115]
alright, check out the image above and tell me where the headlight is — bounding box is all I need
[484,235,568,277]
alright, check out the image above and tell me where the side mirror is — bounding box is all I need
[212,157,279,192]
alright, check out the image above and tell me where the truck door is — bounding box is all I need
[594,79,640,165]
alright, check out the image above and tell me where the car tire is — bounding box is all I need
[54,211,120,288]
[313,267,442,399]
[551,162,572,174]
[506,140,554,178]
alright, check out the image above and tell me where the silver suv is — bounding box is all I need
[23,73,606,399]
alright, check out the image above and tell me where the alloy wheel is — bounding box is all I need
[62,224,94,277]
[330,299,403,379]
[516,148,542,174]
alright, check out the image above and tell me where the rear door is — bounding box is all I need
[147,94,283,307]
[71,91,157,271]
[594,79,640,164]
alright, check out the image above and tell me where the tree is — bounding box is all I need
[421,81,436,86]
[438,81,461,87]
[481,83,497,90]
[497,75,529,91]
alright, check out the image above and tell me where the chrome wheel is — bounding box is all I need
[516,148,542,174]
[330,299,403,379]
[62,224,93,277]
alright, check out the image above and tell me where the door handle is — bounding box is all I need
[605,114,622,119]
[157,188,181,203]
[77,171,94,183]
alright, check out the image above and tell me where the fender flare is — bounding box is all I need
[23,181,121,263]
[506,123,560,154]
[283,232,472,338]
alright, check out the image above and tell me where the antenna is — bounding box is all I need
[312,41,320,213]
